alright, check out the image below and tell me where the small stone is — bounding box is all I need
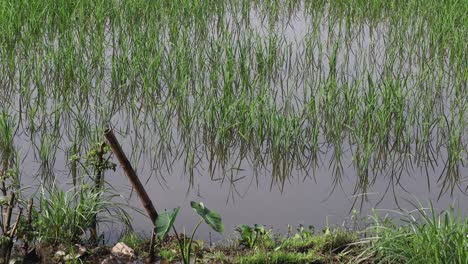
[111,242,136,258]
[54,250,66,258]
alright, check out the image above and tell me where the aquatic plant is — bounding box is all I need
[156,201,224,264]
[236,224,267,249]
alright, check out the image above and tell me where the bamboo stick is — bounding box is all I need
[104,129,158,224]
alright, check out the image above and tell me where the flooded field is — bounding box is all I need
[0,0,466,243]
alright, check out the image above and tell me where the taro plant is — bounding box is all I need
[236,224,267,249]
[155,201,224,264]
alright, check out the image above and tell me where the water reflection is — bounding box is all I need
[0,1,466,240]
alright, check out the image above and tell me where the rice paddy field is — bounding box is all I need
[0,0,467,248]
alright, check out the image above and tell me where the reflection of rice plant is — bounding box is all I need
[0,0,466,199]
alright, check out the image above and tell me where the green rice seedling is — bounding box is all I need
[0,0,466,201]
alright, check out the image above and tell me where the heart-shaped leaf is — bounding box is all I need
[155,207,180,240]
[190,201,224,233]
[236,225,253,240]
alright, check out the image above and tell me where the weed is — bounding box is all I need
[35,184,130,245]
[353,205,468,263]
[236,224,267,249]
[119,232,145,254]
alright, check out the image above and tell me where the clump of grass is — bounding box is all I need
[231,225,358,264]
[321,227,358,253]
[353,205,468,264]
[211,251,228,263]
[160,248,178,262]
[35,184,131,245]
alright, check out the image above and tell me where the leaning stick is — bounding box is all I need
[104,129,158,224]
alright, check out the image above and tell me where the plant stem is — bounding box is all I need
[188,219,204,263]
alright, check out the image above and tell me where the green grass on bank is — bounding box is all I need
[147,206,467,264]
[354,206,468,264]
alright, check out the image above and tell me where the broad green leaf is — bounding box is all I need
[190,201,224,233]
[236,225,253,240]
[155,207,180,240]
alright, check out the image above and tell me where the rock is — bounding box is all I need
[111,242,136,258]
[63,254,78,261]
[54,250,66,258]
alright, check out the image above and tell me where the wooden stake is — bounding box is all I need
[104,129,158,224]
[148,229,156,263]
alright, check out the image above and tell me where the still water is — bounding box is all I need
[2,2,466,242]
